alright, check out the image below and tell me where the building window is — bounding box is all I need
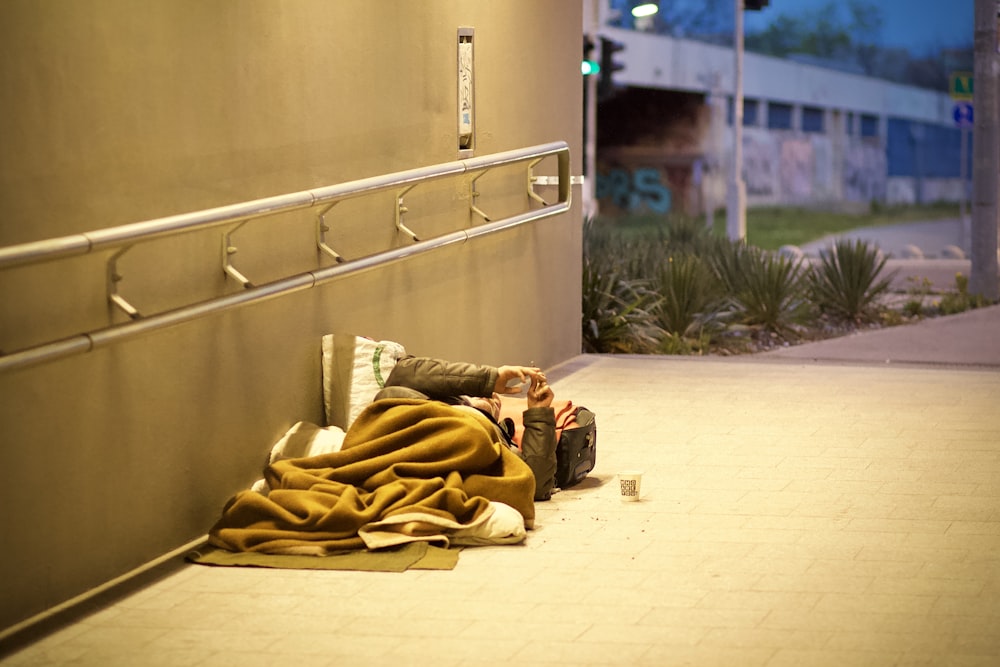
[727,97,760,126]
[845,111,855,135]
[860,114,879,138]
[802,106,824,133]
[767,102,793,130]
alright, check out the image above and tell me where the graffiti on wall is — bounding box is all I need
[742,132,778,197]
[595,167,672,213]
[844,144,886,202]
[598,135,893,213]
[885,178,916,205]
[811,136,833,192]
[780,139,814,199]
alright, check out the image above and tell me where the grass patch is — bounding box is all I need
[746,202,958,250]
[593,202,960,251]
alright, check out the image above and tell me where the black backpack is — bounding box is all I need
[553,405,597,488]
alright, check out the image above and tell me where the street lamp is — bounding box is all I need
[631,2,658,32]
[727,0,768,242]
[727,0,747,242]
[631,3,658,18]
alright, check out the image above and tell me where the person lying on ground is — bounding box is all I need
[375,356,558,500]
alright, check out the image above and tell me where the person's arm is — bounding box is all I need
[384,356,497,399]
[385,356,544,400]
[520,375,557,500]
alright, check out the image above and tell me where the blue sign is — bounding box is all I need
[953,102,974,128]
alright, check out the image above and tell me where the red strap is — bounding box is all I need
[498,398,577,448]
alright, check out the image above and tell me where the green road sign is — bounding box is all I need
[949,71,973,100]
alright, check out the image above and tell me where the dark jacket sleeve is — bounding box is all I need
[520,406,557,501]
[383,356,499,400]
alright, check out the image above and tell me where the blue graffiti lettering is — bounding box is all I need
[596,168,672,213]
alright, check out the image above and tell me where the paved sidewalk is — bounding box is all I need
[759,303,1000,368]
[6,353,997,667]
[784,217,999,366]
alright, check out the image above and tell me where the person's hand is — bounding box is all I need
[495,365,544,395]
[526,375,554,408]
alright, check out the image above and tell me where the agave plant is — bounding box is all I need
[653,253,729,339]
[709,242,812,337]
[807,238,896,323]
[581,256,663,353]
[663,215,716,255]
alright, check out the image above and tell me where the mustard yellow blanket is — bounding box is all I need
[209,398,536,555]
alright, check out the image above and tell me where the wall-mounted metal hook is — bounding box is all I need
[531,175,585,187]
[395,184,420,242]
[526,157,550,206]
[470,169,491,222]
[316,202,345,263]
[222,221,253,288]
[107,246,142,319]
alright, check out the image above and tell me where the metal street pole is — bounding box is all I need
[726,0,746,242]
[582,0,600,221]
[960,125,971,251]
[960,125,968,222]
[969,0,999,299]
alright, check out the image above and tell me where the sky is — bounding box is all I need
[743,0,975,54]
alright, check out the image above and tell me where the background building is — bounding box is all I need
[590,7,970,217]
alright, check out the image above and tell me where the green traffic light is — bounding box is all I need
[582,60,600,76]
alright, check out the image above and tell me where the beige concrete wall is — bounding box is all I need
[0,0,582,632]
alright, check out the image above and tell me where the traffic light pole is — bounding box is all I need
[583,56,597,220]
[726,0,747,242]
[969,0,999,299]
[582,0,600,220]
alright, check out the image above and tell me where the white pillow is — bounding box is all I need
[322,334,406,430]
[250,421,347,495]
[267,421,346,463]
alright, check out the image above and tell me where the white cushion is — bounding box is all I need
[322,334,406,430]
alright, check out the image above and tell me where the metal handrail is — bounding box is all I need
[0,142,571,373]
[0,141,569,270]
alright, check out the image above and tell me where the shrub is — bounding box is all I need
[709,242,812,338]
[658,330,714,355]
[581,219,663,353]
[706,238,751,295]
[807,239,895,323]
[662,215,714,254]
[901,276,933,318]
[652,253,729,341]
[939,272,990,315]
[902,299,924,318]
[581,257,663,354]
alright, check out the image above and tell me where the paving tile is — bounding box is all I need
[700,626,832,649]
[511,638,651,665]
[766,647,901,667]
[640,644,776,666]
[753,572,874,594]
[812,592,939,615]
